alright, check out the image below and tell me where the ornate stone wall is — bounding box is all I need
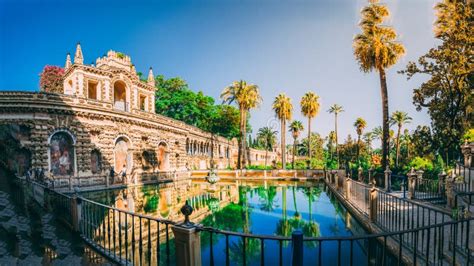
[0,91,236,182]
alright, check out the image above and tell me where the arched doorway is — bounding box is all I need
[113,81,127,111]
[114,137,131,174]
[49,131,75,176]
[90,149,102,174]
[157,142,169,171]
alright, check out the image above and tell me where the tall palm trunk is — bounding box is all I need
[282,187,287,219]
[281,120,287,169]
[307,117,312,166]
[292,137,297,169]
[379,68,390,170]
[356,134,361,163]
[335,113,339,165]
[239,109,248,169]
[264,140,268,169]
[395,125,401,167]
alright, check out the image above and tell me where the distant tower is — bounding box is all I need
[65,53,72,69]
[147,67,155,86]
[74,42,84,65]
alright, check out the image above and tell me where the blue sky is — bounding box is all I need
[0,0,438,145]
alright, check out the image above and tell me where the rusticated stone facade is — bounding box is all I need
[0,45,239,185]
[0,91,236,183]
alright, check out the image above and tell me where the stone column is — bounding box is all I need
[461,141,473,167]
[71,196,82,232]
[416,169,424,180]
[407,168,416,199]
[438,170,446,195]
[172,202,202,266]
[345,177,351,199]
[358,166,363,182]
[445,174,455,208]
[384,166,392,192]
[369,185,378,222]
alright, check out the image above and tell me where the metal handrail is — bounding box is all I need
[79,196,176,225]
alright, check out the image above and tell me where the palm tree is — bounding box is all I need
[289,121,304,169]
[221,80,262,169]
[328,131,336,160]
[353,0,405,170]
[256,127,278,169]
[300,92,320,165]
[390,111,412,167]
[273,94,293,169]
[363,131,375,155]
[354,118,367,163]
[328,104,344,164]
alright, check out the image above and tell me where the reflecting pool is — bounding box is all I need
[82,180,370,265]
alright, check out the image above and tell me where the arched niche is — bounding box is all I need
[90,149,102,174]
[114,136,132,173]
[157,142,169,171]
[49,131,76,176]
[113,80,128,111]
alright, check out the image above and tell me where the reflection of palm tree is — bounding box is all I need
[328,196,344,236]
[257,186,278,212]
[301,186,321,246]
[276,187,292,238]
[230,186,261,264]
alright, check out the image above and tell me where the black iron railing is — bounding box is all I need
[24,177,474,265]
[79,197,176,265]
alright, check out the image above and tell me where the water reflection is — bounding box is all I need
[82,180,369,265]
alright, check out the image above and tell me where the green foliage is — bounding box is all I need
[400,0,473,162]
[408,157,433,171]
[464,129,474,142]
[154,75,241,139]
[299,132,324,160]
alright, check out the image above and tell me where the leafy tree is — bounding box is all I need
[328,104,344,163]
[363,131,375,155]
[221,80,262,169]
[289,121,304,169]
[354,117,367,164]
[256,127,277,168]
[299,133,324,163]
[301,92,321,163]
[400,0,473,163]
[39,66,64,93]
[273,93,293,169]
[154,75,241,139]
[411,125,435,160]
[353,0,405,170]
[390,111,412,167]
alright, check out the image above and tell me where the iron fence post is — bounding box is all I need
[171,201,202,266]
[291,230,303,266]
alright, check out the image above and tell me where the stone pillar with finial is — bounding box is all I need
[438,170,447,195]
[358,166,363,182]
[171,201,202,266]
[384,166,392,192]
[369,183,378,222]
[407,168,416,199]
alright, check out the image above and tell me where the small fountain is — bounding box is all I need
[205,160,220,192]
